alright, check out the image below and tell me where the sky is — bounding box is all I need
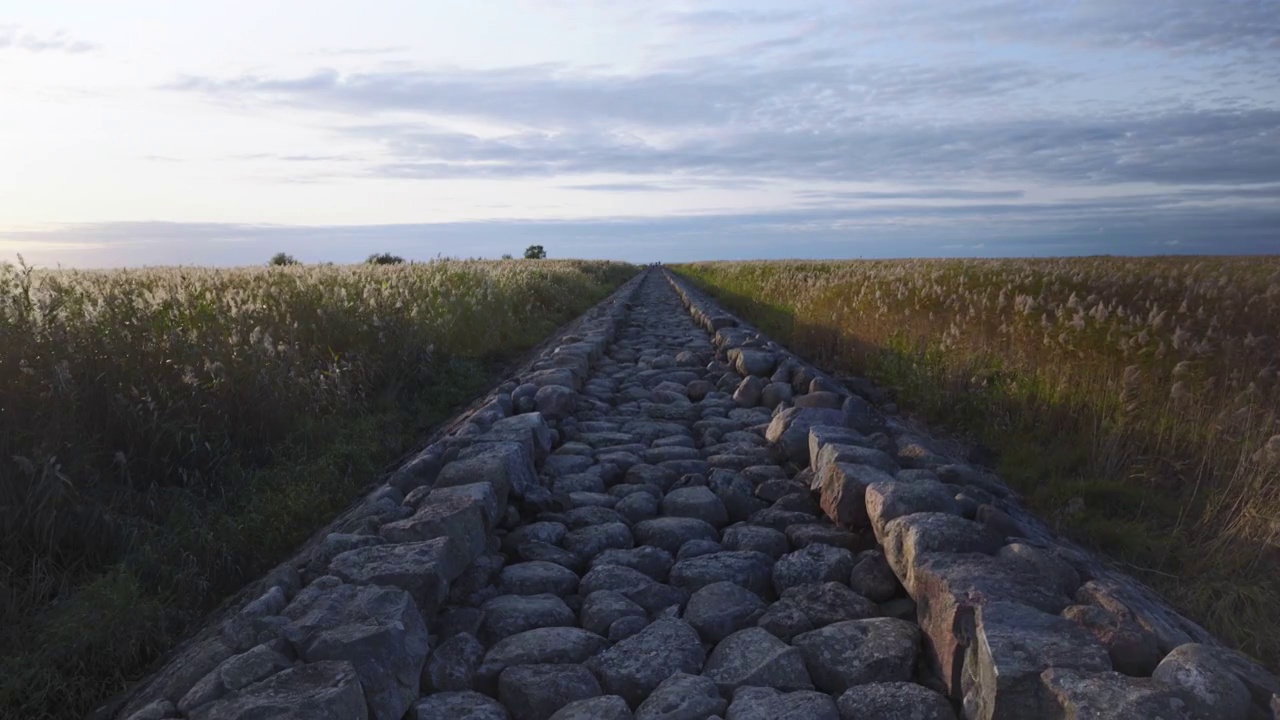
[1,0,1278,266]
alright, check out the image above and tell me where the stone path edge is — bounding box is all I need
[97,270,648,720]
[661,267,1280,718]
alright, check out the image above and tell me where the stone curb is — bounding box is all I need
[662,268,1280,719]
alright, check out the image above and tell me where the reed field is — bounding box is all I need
[0,258,635,719]
[678,257,1280,670]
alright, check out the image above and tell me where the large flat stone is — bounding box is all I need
[865,481,961,542]
[908,553,1073,697]
[281,580,429,720]
[187,661,367,720]
[1040,668,1201,719]
[328,537,465,614]
[766,408,852,464]
[379,495,486,570]
[881,513,1003,593]
[961,602,1111,719]
[815,462,895,529]
[438,440,537,500]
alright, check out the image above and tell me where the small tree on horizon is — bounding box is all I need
[501,253,513,260]
[269,252,299,266]
[524,245,547,259]
[366,252,405,265]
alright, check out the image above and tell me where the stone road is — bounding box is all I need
[112,268,1280,720]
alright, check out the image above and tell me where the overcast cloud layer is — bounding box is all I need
[2,0,1277,266]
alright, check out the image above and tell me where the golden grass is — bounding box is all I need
[0,257,636,719]
[678,256,1280,669]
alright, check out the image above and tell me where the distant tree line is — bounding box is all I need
[268,245,547,265]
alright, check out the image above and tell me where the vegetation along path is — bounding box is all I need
[104,267,1280,720]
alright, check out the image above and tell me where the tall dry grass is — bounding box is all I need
[678,257,1280,668]
[0,257,635,719]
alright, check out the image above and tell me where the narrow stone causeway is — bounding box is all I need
[110,268,1280,720]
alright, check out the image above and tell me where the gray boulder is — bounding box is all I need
[518,541,584,573]
[186,662,365,720]
[662,487,730,528]
[684,581,767,644]
[498,562,581,597]
[477,627,610,688]
[281,581,428,720]
[412,691,510,719]
[772,544,855,595]
[703,627,812,694]
[962,602,1111,720]
[423,632,485,692]
[591,546,675,582]
[177,641,293,713]
[1153,644,1252,720]
[480,594,577,644]
[437,440,535,499]
[565,522,634,561]
[677,539,723,560]
[608,616,651,642]
[328,537,464,615]
[848,550,900,603]
[836,682,956,720]
[585,619,706,707]
[503,522,568,554]
[757,582,876,641]
[791,618,920,694]
[724,686,838,720]
[635,673,727,720]
[499,664,603,720]
[733,376,764,408]
[549,695,634,720]
[766,408,851,463]
[669,551,774,598]
[1040,668,1202,720]
[633,517,720,554]
[721,525,789,559]
[617,492,662,524]
[580,591,648,637]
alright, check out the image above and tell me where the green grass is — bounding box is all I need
[0,259,636,720]
[1,357,491,719]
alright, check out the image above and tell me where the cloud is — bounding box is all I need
[797,189,1026,201]
[6,191,1276,268]
[165,34,1278,189]
[0,25,96,53]
[311,46,409,57]
[661,9,810,28]
[882,0,1280,56]
[331,107,1280,187]
[167,58,1070,129]
[561,182,686,192]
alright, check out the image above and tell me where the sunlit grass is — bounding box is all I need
[678,256,1280,670]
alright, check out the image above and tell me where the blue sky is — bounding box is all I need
[1,0,1277,266]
